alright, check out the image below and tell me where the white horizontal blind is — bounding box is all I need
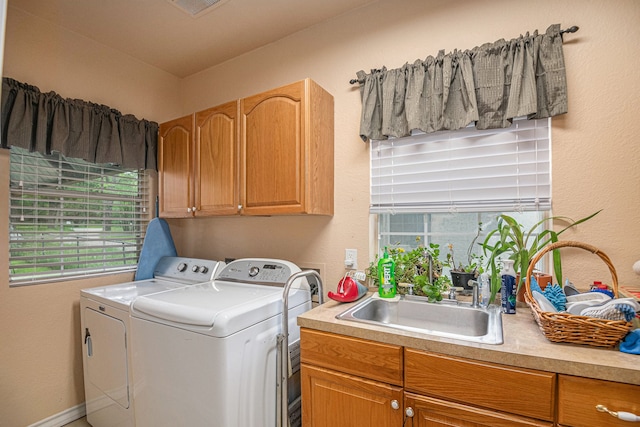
[370,118,551,214]
[9,147,150,285]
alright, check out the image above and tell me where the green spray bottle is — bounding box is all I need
[378,247,396,298]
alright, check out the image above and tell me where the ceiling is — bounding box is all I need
[10,0,376,78]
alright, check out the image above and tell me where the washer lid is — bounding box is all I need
[131,281,310,337]
[81,279,185,310]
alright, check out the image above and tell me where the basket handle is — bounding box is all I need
[524,241,619,302]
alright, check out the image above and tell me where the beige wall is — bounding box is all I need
[0,6,180,427]
[1,0,640,424]
[176,0,640,290]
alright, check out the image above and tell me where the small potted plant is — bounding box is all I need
[445,222,484,290]
[366,238,451,302]
[481,210,601,304]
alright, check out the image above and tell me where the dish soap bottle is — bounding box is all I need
[479,272,491,308]
[500,259,517,314]
[377,247,396,298]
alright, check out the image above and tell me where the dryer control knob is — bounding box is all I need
[200,266,209,274]
[192,265,200,273]
[249,266,260,277]
[177,262,187,272]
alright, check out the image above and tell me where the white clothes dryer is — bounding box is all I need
[130,258,312,427]
[80,257,223,427]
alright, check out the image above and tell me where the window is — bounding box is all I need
[378,211,543,269]
[9,147,150,286]
[371,118,550,265]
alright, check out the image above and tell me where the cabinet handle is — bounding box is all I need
[405,407,414,418]
[597,405,640,422]
[187,207,192,213]
[390,400,399,410]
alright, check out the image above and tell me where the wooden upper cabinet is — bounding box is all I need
[159,102,240,218]
[158,115,193,218]
[240,79,334,215]
[158,79,334,218]
[194,101,239,216]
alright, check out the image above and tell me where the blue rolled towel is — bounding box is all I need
[620,329,640,355]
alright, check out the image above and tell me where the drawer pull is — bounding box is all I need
[596,405,640,422]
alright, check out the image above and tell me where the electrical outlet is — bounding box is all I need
[345,249,358,269]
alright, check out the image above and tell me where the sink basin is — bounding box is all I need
[336,296,503,345]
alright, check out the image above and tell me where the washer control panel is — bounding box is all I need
[153,257,223,283]
[216,258,301,287]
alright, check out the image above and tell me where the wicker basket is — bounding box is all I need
[524,241,633,348]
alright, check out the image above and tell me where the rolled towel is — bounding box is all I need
[580,298,639,321]
[620,330,640,355]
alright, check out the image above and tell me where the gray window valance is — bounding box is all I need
[356,24,568,141]
[1,77,158,170]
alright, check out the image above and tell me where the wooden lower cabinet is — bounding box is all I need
[300,329,638,427]
[301,364,404,427]
[405,392,552,427]
[557,374,640,427]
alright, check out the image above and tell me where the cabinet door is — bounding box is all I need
[558,375,640,427]
[405,392,553,427]
[240,80,305,214]
[301,364,403,427]
[158,115,194,218]
[195,101,239,216]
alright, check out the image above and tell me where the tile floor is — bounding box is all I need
[63,417,91,427]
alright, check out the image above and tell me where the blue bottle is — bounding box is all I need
[500,260,517,314]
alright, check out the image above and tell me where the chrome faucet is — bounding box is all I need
[468,280,480,308]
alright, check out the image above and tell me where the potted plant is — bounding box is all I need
[445,222,484,290]
[481,210,601,304]
[366,238,451,302]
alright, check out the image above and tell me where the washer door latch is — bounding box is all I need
[84,328,93,357]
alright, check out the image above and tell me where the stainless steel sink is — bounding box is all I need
[336,296,503,345]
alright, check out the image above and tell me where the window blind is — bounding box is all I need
[9,147,150,285]
[370,118,551,214]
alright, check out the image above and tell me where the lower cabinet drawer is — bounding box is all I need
[558,374,640,427]
[405,348,556,421]
[300,328,403,386]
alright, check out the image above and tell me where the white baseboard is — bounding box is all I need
[28,403,86,427]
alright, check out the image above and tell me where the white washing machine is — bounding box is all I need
[80,257,223,427]
[130,258,312,427]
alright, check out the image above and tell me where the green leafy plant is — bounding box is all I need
[366,238,451,302]
[445,222,485,275]
[481,210,601,303]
